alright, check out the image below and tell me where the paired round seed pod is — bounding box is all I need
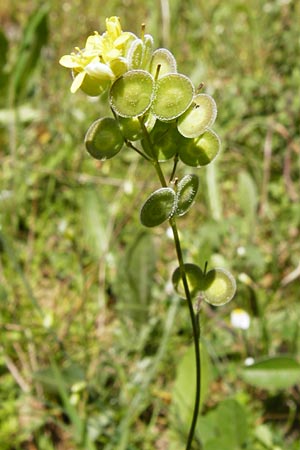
[172,264,236,306]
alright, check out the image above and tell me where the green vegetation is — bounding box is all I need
[0,1,300,449]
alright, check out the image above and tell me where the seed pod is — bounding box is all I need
[118,116,144,141]
[150,48,177,78]
[127,39,144,69]
[172,263,203,298]
[177,94,217,138]
[110,70,154,118]
[175,174,199,216]
[200,268,236,306]
[179,129,221,167]
[141,34,154,70]
[152,73,194,121]
[140,187,177,227]
[85,117,124,160]
[142,121,185,161]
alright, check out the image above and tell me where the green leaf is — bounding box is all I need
[170,342,213,433]
[140,187,176,227]
[85,117,124,160]
[127,232,157,316]
[196,399,249,450]
[175,174,199,216]
[241,356,300,390]
[115,232,156,326]
[109,69,154,117]
[152,73,194,121]
[10,3,49,103]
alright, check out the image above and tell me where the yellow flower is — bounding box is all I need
[59,16,137,96]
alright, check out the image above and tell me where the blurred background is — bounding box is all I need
[0,0,300,449]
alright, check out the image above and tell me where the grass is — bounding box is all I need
[0,0,300,448]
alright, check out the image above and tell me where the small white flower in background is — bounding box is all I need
[230,308,250,330]
[244,357,255,366]
[237,246,246,256]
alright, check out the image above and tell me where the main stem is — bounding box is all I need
[169,217,201,450]
[137,119,201,449]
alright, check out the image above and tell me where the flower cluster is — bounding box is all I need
[59,16,137,95]
[60,16,222,172]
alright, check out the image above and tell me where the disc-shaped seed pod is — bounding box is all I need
[175,174,199,217]
[109,70,154,118]
[178,129,221,167]
[200,268,236,306]
[140,187,177,227]
[85,117,124,160]
[152,73,194,121]
[172,263,203,298]
[141,34,154,70]
[127,39,144,69]
[150,48,177,78]
[142,121,185,161]
[177,94,217,138]
[118,116,144,141]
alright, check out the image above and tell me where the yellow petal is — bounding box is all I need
[85,61,115,80]
[106,16,122,40]
[59,54,79,68]
[114,32,133,49]
[70,71,86,93]
[86,33,103,52]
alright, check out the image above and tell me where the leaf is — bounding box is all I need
[80,189,110,260]
[0,29,8,69]
[10,4,49,103]
[241,356,300,390]
[115,232,156,326]
[170,341,213,434]
[197,399,249,449]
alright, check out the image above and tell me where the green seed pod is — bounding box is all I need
[109,70,154,118]
[201,268,236,306]
[85,117,124,160]
[177,94,217,138]
[141,34,154,70]
[140,187,176,227]
[150,48,177,78]
[152,73,194,121]
[118,116,144,141]
[127,39,144,69]
[172,263,203,298]
[175,174,199,216]
[179,129,221,167]
[142,121,185,161]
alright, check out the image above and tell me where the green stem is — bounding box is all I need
[169,217,201,450]
[137,118,201,449]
